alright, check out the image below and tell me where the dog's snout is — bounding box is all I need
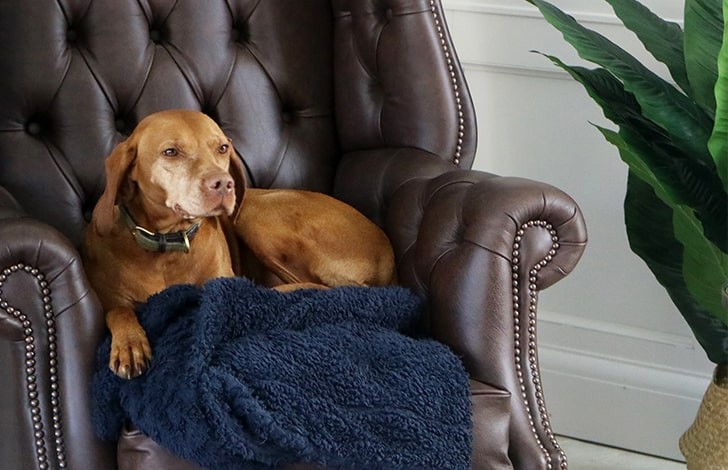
[205,173,234,195]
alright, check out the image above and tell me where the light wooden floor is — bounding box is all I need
[559,437,686,469]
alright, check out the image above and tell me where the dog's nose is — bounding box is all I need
[205,173,234,195]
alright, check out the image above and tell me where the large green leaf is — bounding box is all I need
[684,0,723,114]
[600,128,728,350]
[528,0,715,169]
[539,54,727,251]
[605,0,691,95]
[674,207,728,322]
[618,125,728,251]
[709,0,728,191]
[624,172,728,364]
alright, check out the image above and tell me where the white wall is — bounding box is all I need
[441,0,714,461]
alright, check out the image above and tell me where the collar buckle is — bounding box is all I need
[120,206,199,253]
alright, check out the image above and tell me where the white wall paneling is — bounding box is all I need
[442,0,714,461]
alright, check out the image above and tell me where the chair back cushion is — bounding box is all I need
[0,0,338,246]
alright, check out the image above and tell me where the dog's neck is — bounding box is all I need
[119,204,201,253]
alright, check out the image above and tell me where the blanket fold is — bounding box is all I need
[91,278,472,469]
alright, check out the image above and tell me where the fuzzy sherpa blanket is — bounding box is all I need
[91,278,471,469]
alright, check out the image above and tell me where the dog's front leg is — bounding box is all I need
[106,306,152,379]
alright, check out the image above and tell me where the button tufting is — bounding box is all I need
[26,115,51,137]
[202,107,219,122]
[232,22,250,44]
[149,29,162,43]
[114,118,129,133]
[280,103,296,124]
[66,28,78,44]
[26,122,42,136]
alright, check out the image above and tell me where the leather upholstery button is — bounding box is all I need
[66,28,77,43]
[115,118,127,133]
[232,23,250,44]
[149,29,162,43]
[26,122,42,136]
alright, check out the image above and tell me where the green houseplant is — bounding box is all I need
[526,0,728,465]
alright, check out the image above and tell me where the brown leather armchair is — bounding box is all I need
[0,1,587,469]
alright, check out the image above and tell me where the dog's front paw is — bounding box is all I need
[109,329,152,379]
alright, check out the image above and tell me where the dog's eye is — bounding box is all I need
[163,148,178,157]
[218,144,229,154]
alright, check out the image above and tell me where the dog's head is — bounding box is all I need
[93,109,247,235]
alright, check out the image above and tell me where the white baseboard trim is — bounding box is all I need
[537,311,713,461]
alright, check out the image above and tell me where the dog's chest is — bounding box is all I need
[98,218,235,300]
[152,246,232,287]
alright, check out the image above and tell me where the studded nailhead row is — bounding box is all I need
[0,264,67,469]
[511,221,567,470]
[430,0,465,166]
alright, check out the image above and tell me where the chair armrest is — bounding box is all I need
[0,217,115,469]
[334,148,587,469]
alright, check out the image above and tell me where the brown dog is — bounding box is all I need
[83,110,245,379]
[84,109,396,380]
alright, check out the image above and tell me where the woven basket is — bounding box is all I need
[680,365,728,469]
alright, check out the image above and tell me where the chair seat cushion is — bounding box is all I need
[94,278,472,469]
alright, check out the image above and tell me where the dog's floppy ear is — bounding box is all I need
[229,145,248,219]
[92,139,137,235]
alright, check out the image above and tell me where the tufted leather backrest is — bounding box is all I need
[0,0,475,247]
[333,0,473,162]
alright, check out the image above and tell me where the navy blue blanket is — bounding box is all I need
[91,278,471,469]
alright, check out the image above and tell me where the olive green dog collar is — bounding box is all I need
[119,205,200,253]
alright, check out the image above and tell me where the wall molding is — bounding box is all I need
[442,0,682,25]
[541,310,702,352]
[441,0,673,83]
[461,60,569,80]
[444,0,626,26]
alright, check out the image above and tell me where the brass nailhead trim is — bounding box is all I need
[512,221,567,470]
[0,263,67,469]
[430,0,465,166]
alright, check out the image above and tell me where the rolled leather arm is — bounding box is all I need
[0,208,115,469]
[334,148,587,469]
